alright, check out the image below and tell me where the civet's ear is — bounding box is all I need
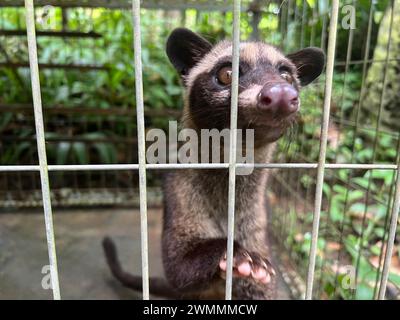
[286,47,325,86]
[166,28,213,77]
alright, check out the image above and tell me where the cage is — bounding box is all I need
[0,0,399,300]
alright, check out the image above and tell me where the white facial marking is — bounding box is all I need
[238,84,263,108]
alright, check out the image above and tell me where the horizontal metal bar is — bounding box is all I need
[0,29,101,38]
[324,164,397,170]
[0,62,107,71]
[2,136,138,144]
[330,116,399,138]
[249,163,398,170]
[0,165,40,171]
[0,187,164,209]
[0,103,181,118]
[335,58,400,66]
[0,163,398,172]
[0,0,253,11]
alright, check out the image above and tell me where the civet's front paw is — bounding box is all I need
[219,248,276,284]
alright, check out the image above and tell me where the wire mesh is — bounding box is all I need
[0,0,399,300]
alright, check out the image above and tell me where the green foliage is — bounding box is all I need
[277,65,399,298]
[0,3,398,300]
[0,8,183,165]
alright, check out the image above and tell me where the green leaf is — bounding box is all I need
[72,142,89,164]
[347,190,364,202]
[0,112,13,131]
[355,283,374,300]
[352,177,376,191]
[349,202,366,215]
[323,182,331,197]
[56,142,71,165]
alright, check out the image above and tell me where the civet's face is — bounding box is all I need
[167,28,325,142]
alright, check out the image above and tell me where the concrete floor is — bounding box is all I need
[0,208,290,300]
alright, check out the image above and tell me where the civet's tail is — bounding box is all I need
[102,236,181,299]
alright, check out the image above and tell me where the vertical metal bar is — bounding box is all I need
[314,7,350,285]
[279,171,289,239]
[378,161,400,300]
[324,0,354,296]
[0,7,9,195]
[250,0,261,41]
[378,170,400,299]
[279,0,297,248]
[280,0,287,50]
[131,0,149,300]
[338,0,355,132]
[225,0,241,300]
[310,1,317,47]
[376,167,398,298]
[180,9,186,27]
[24,0,60,300]
[284,0,292,51]
[300,0,307,49]
[320,12,327,50]
[85,9,94,191]
[350,0,374,144]
[373,138,400,298]
[353,0,395,299]
[332,0,374,296]
[305,0,339,300]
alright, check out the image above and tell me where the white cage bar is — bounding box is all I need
[1,0,398,300]
[24,0,60,300]
[1,163,398,172]
[131,0,150,300]
[225,0,241,300]
[305,0,339,300]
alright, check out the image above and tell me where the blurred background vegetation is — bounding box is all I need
[0,0,399,300]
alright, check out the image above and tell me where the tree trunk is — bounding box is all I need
[361,2,400,132]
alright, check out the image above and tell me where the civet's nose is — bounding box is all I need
[258,84,299,116]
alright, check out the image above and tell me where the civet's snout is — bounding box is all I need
[257,84,299,117]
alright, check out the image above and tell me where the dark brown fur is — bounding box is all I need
[103,28,325,299]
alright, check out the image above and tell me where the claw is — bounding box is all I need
[260,260,268,270]
[241,251,253,264]
[219,249,276,284]
[264,259,276,276]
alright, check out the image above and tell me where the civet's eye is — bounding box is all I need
[216,66,232,85]
[280,71,293,84]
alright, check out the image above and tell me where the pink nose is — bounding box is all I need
[258,84,299,115]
